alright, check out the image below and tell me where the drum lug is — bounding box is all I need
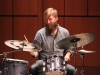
[43,61,46,72]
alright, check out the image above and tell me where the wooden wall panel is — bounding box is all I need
[0,0,12,15]
[77,66,100,75]
[13,17,38,70]
[38,0,43,29]
[0,0,100,74]
[0,17,13,64]
[65,0,87,16]
[43,0,64,15]
[13,0,38,15]
[65,17,90,35]
[14,17,38,41]
[88,0,100,16]
[65,17,100,67]
[58,17,64,27]
[87,18,100,67]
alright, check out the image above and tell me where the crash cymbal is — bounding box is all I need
[4,40,42,52]
[78,49,95,54]
[56,33,96,49]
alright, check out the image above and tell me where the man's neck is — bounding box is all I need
[51,26,58,35]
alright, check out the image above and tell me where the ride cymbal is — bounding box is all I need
[4,40,42,52]
[56,33,96,49]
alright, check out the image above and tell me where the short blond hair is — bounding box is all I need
[44,8,58,18]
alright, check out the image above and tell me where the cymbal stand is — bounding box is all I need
[80,53,84,75]
[72,43,78,75]
[73,44,78,70]
[80,47,85,75]
[0,44,24,57]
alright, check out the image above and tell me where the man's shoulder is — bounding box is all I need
[37,27,45,34]
[58,25,69,32]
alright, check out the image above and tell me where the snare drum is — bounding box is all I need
[42,55,66,75]
[2,58,28,75]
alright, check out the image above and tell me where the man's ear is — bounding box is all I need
[56,17,58,21]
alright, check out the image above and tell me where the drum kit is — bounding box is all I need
[0,33,96,75]
[56,33,96,75]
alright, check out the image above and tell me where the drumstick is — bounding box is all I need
[24,35,29,43]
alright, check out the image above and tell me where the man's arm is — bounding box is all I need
[30,51,38,58]
[30,31,42,58]
[64,51,71,61]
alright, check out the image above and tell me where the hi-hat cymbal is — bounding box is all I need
[4,40,42,52]
[56,33,96,49]
[78,49,95,54]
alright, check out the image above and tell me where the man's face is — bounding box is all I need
[44,15,58,30]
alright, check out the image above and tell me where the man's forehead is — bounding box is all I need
[45,15,55,19]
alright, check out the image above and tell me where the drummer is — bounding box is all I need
[29,8,78,75]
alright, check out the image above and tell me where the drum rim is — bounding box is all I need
[2,58,29,64]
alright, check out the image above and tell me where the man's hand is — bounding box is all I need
[30,51,38,57]
[64,52,71,62]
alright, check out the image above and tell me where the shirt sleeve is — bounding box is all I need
[63,49,73,57]
[32,31,42,58]
[63,29,73,57]
[33,31,42,47]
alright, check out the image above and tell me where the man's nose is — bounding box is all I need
[47,20,50,24]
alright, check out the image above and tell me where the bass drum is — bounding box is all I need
[42,55,66,75]
[2,58,28,75]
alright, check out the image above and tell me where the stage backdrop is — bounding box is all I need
[0,0,100,75]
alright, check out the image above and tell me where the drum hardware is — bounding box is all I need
[4,40,42,52]
[0,40,27,58]
[78,49,95,54]
[2,58,28,75]
[63,61,67,75]
[42,55,66,75]
[43,59,46,72]
[56,33,96,75]
[51,57,54,71]
[72,47,95,75]
[56,33,96,49]
[0,41,26,75]
[73,44,78,71]
[80,51,85,75]
[78,48,95,75]
[2,36,42,75]
[0,40,30,75]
